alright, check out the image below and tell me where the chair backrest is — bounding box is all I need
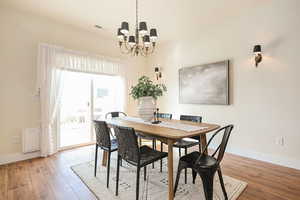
[196,125,234,164]
[114,126,140,164]
[214,125,234,162]
[94,120,111,149]
[157,113,172,120]
[180,115,202,123]
[105,112,127,119]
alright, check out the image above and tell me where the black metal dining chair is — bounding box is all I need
[105,111,127,119]
[174,125,234,200]
[179,115,202,151]
[114,125,168,200]
[138,112,172,170]
[161,115,201,182]
[93,120,118,188]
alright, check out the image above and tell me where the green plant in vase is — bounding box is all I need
[130,76,167,121]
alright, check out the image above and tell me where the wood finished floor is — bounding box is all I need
[1,145,300,200]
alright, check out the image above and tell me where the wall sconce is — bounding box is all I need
[154,67,162,80]
[253,45,262,67]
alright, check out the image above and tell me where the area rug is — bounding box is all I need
[71,155,247,200]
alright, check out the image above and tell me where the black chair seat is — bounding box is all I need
[125,145,168,167]
[173,139,200,148]
[100,139,118,152]
[140,146,168,167]
[110,139,118,151]
[180,151,218,168]
[100,138,118,152]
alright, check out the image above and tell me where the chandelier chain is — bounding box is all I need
[136,0,138,30]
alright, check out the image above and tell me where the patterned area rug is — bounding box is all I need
[71,156,247,200]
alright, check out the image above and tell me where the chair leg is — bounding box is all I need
[160,141,163,172]
[174,164,184,197]
[116,155,121,196]
[199,170,217,200]
[192,169,197,184]
[144,166,147,181]
[106,151,111,188]
[94,144,98,177]
[218,168,228,200]
[152,139,155,169]
[184,147,187,184]
[179,147,181,157]
[136,166,141,200]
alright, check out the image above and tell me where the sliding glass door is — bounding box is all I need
[93,74,125,120]
[58,71,124,149]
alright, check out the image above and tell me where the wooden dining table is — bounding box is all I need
[103,117,220,200]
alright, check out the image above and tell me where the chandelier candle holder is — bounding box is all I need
[117,0,158,56]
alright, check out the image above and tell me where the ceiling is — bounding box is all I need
[1,0,266,41]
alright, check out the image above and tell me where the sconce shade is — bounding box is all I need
[253,45,262,53]
[253,45,263,67]
[121,22,129,34]
[139,22,148,34]
[154,67,162,80]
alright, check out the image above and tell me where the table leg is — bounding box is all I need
[200,134,208,155]
[102,151,108,167]
[167,139,174,200]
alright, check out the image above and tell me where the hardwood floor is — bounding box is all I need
[1,145,300,200]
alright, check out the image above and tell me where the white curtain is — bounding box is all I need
[37,43,122,157]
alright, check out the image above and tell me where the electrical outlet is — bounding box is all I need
[275,137,284,146]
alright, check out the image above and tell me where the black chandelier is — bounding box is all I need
[117,0,158,56]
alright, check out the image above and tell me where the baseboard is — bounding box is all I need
[211,144,300,170]
[0,151,41,165]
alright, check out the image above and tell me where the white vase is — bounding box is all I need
[137,96,156,121]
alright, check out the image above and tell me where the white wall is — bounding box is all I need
[147,1,300,169]
[1,1,300,170]
[0,5,146,158]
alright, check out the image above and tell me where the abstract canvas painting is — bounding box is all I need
[179,60,229,105]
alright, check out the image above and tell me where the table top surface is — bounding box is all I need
[105,117,220,140]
